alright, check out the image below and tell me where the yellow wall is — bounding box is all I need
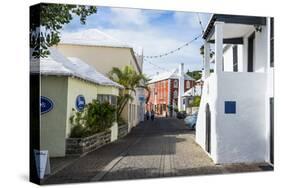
[56,44,140,75]
[97,85,119,96]
[41,75,119,157]
[66,77,119,137]
[40,76,68,157]
[65,77,99,138]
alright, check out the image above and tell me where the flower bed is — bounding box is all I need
[66,129,111,155]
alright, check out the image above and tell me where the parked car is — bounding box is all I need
[176,111,187,119]
[184,112,198,129]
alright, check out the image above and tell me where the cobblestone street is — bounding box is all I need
[43,117,272,184]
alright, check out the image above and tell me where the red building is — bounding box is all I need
[146,68,195,116]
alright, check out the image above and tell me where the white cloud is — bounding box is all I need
[173,12,210,31]
[102,27,204,75]
[108,8,149,27]
[62,7,211,76]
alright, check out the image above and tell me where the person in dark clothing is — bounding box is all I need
[146,111,150,120]
[151,110,155,121]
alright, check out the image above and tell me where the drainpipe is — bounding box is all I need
[168,79,171,116]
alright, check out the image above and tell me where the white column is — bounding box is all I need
[178,63,184,111]
[214,21,224,73]
[242,36,248,72]
[203,41,210,79]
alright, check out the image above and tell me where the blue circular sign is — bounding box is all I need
[41,96,54,114]
[76,95,86,111]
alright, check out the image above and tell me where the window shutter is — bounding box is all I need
[233,45,238,72]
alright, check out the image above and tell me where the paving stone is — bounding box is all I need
[42,117,273,185]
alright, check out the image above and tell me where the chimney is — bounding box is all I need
[178,63,185,111]
[179,63,184,77]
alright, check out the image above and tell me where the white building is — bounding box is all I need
[182,82,202,113]
[196,14,274,165]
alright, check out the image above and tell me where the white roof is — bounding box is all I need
[60,29,132,49]
[149,68,195,84]
[30,48,124,89]
[183,85,202,97]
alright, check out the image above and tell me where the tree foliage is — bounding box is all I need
[191,96,201,107]
[186,69,214,80]
[30,3,97,58]
[108,66,149,122]
[186,70,202,80]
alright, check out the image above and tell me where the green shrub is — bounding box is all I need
[69,99,116,138]
[191,96,201,107]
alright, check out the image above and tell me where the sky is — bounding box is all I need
[61,6,211,77]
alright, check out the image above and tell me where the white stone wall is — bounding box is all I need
[197,19,273,164]
[216,72,267,163]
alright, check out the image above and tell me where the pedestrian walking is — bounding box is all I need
[151,110,155,121]
[146,111,150,120]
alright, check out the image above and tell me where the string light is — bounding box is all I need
[143,33,202,59]
[196,13,205,34]
[142,12,207,74]
[143,58,169,72]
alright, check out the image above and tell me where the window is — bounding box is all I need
[225,101,236,114]
[173,90,178,98]
[270,17,274,67]
[186,81,190,89]
[174,80,178,88]
[97,95,117,106]
[233,45,238,72]
[163,81,166,98]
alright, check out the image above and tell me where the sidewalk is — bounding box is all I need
[42,130,141,184]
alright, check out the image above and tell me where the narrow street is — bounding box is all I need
[43,117,272,184]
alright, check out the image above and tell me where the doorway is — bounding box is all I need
[205,103,211,154]
[247,32,255,72]
[270,98,274,164]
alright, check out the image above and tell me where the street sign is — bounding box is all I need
[34,150,51,179]
[40,96,54,114]
[139,96,145,102]
[76,95,86,111]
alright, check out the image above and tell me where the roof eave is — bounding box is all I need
[203,14,267,40]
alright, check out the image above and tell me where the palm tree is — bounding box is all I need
[108,65,150,121]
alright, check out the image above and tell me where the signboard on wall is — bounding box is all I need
[76,95,86,111]
[34,150,51,179]
[139,96,145,102]
[40,96,54,114]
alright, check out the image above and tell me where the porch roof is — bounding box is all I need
[203,14,267,40]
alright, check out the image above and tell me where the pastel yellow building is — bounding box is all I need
[56,29,145,131]
[31,48,123,157]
